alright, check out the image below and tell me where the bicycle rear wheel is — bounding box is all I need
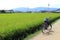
[42,23,52,34]
[42,23,48,34]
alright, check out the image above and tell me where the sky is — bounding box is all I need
[0,0,60,10]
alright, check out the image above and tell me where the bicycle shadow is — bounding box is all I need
[43,30,54,35]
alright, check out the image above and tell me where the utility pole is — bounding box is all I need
[48,3,50,13]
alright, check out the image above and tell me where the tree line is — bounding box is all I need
[0,10,60,13]
[0,10,14,13]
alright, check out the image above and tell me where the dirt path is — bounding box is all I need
[29,19,60,40]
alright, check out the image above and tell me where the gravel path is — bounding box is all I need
[29,19,60,40]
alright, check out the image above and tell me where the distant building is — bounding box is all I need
[5,10,14,13]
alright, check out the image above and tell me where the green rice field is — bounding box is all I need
[0,13,60,40]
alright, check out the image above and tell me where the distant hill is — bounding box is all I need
[52,8,60,12]
[12,7,58,12]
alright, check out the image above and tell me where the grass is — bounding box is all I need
[0,13,60,40]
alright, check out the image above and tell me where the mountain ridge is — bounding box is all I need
[12,7,59,12]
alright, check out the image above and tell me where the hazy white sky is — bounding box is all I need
[0,0,60,10]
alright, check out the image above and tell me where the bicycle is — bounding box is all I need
[42,22,52,34]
